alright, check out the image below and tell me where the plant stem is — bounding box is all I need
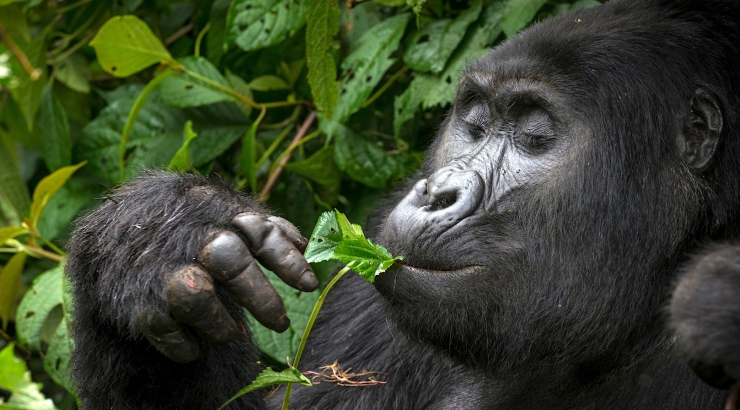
[165,22,194,46]
[259,112,317,201]
[256,124,293,170]
[119,69,177,182]
[0,23,42,80]
[361,65,408,108]
[281,265,352,410]
[194,23,210,58]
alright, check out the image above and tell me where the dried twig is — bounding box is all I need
[0,23,42,80]
[303,360,386,387]
[258,111,316,201]
[165,23,194,46]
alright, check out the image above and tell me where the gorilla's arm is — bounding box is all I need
[670,244,740,391]
[66,171,317,410]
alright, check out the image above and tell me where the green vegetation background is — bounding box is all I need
[0,0,598,407]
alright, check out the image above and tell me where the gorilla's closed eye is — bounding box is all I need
[461,103,490,141]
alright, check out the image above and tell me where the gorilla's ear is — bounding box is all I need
[680,88,723,170]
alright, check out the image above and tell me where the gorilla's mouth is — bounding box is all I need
[394,262,484,275]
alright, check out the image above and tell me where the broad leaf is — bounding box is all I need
[0,345,57,410]
[36,178,100,241]
[304,210,400,282]
[226,0,308,52]
[159,56,235,108]
[304,211,342,264]
[77,85,185,182]
[225,70,254,117]
[40,85,72,172]
[248,75,291,91]
[90,15,174,77]
[333,14,410,124]
[219,367,310,410]
[55,53,91,94]
[305,0,339,118]
[284,146,340,188]
[0,252,26,330]
[169,121,198,171]
[333,124,419,188]
[500,0,547,38]
[0,226,26,246]
[403,0,481,73]
[15,265,76,396]
[0,137,30,226]
[28,162,86,232]
[248,265,319,363]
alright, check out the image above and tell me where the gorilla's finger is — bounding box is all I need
[233,213,318,292]
[137,309,200,363]
[165,265,240,344]
[266,215,308,252]
[198,231,290,332]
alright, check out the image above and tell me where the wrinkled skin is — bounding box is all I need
[67,0,740,409]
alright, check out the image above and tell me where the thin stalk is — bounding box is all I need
[259,112,318,201]
[165,22,194,46]
[361,66,408,108]
[119,70,177,182]
[256,124,293,169]
[194,23,210,58]
[281,265,352,410]
[0,23,42,80]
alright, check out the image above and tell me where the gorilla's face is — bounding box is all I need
[373,3,710,370]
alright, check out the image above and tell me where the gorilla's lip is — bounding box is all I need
[393,262,484,275]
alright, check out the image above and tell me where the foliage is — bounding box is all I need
[0,0,599,407]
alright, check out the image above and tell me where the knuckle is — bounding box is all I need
[199,231,252,280]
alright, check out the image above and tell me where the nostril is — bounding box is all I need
[428,191,457,212]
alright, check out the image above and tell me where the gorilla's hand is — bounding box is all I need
[66,171,317,363]
[670,244,740,390]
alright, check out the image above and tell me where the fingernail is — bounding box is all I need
[275,315,290,333]
[298,270,319,291]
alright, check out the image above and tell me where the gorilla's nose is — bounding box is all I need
[424,166,484,217]
[384,166,484,240]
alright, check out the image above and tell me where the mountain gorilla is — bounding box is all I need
[66,0,740,408]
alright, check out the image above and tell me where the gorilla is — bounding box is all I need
[66,0,740,409]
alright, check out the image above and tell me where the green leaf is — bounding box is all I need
[333,14,410,124]
[77,85,185,182]
[283,146,340,188]
[15,264,76,396]
[570,0,601,10]
[248,75,291,91]
[226,0,308,52]
[90,15,174,77]
[305,0,339,118]
[36,178,100,241]
[248,265,319,363]
[9,33,46,132]
[219,367,310,410]
[0,226,26,246]
[0,345,57,410]
[304,210,342,264]
[28,162,86,232]
[0,252,26,330]
[40,85,72,172]
[55,53,91,94]
[169,121,198,171]
[304,210,400,282]
[333,124,419,188]
[0,137,30,226]
[500,0,547,38]
[159,57,234,108]
[225,70,253,117]
[403,0,482,73]
[207,0,231,64]
[240,122,258,192]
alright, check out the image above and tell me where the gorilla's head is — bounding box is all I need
[374,0,740,373]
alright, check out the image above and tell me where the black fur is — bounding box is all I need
[67,1,740,409]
